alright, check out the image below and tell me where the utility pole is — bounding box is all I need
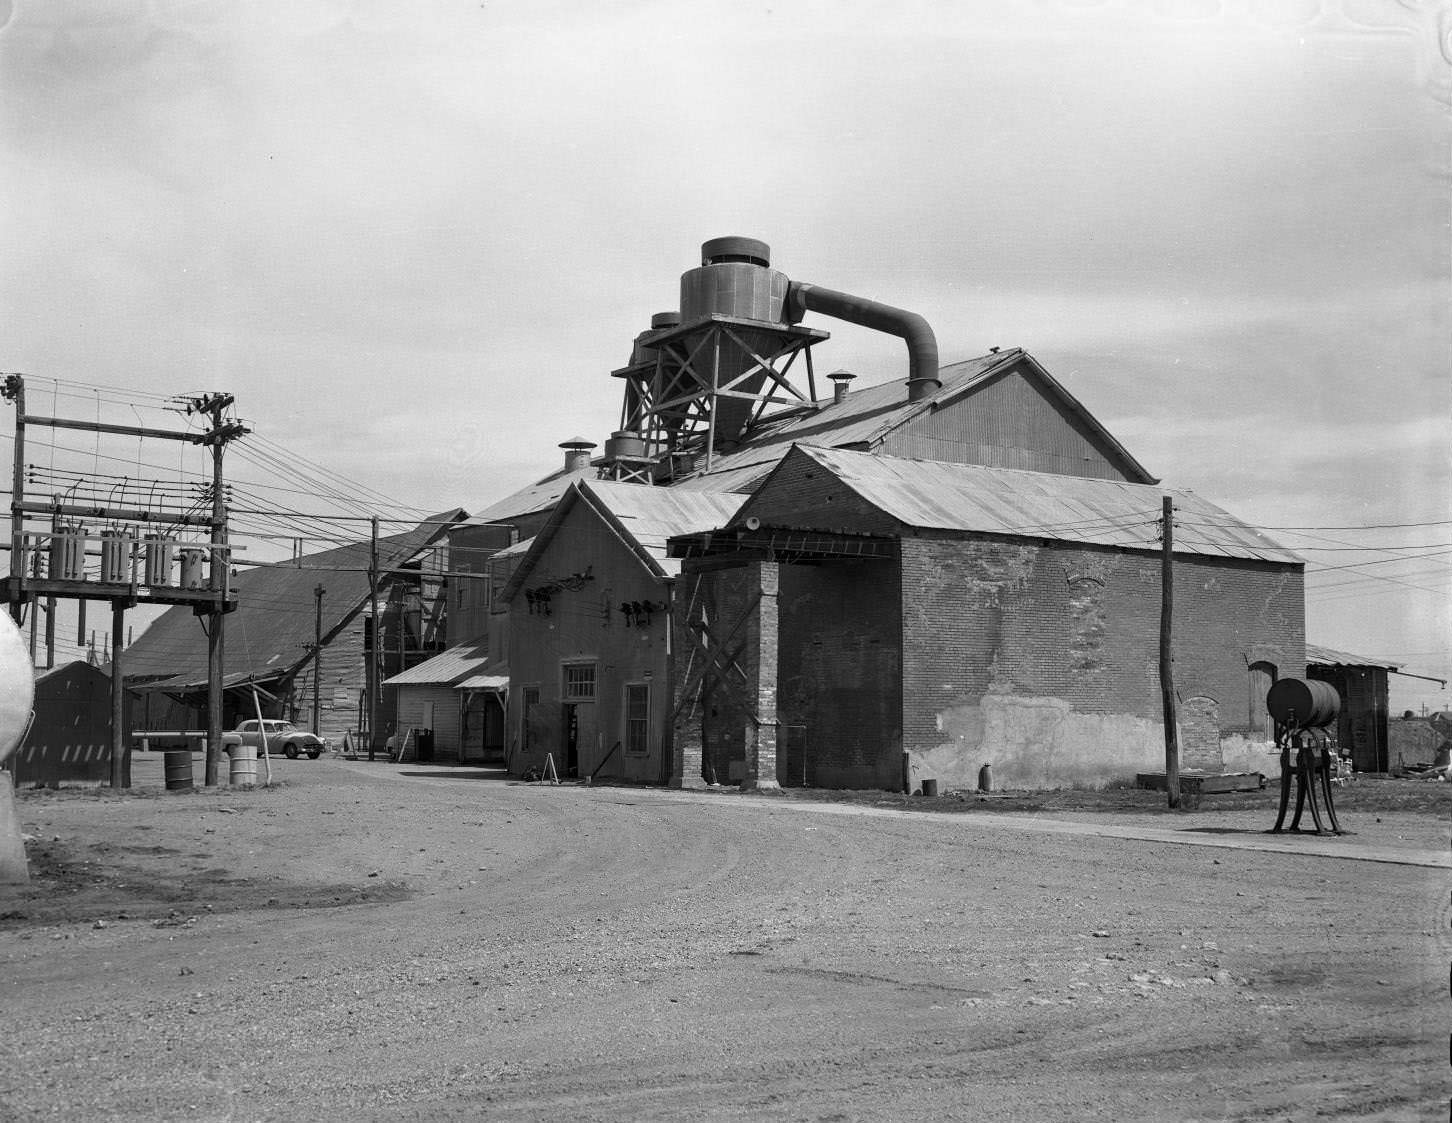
[312,583,324,736]
[6,375,23,626]
[368,515,379,760]
[111,600,126,788]
[1160,495,1180,809]
[193,393,247,787]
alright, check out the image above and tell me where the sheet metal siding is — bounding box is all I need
[394,683,462,758]
[880,370,1130,480]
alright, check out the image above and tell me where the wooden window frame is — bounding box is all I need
[562,662,597,702]
[623,682,650,756]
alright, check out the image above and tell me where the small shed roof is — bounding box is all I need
[748,445,1299,564]
[1306,644,1402,671]
[384,641,495,687]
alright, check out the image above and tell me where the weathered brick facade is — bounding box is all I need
[898,535,1303,790]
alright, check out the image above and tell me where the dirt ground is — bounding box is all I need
[1,756,1447,1122]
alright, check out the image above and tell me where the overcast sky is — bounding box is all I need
[2,0,1448,710]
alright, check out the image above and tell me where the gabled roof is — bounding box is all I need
[122,510,466,688]
[740,445,1299,565]
[502,480,743,601]
[675,348,1156,487]
[1306,644,1402,671]
[35,660,108,684]
[466,463,597,525]
[384,640,496,687]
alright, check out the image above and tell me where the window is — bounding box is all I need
[624,683,650,755]
[563,663,596,700]
[521,686,541,750]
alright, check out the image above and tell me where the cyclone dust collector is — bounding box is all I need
[605,237,939,480]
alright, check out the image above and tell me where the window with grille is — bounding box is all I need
[624,683,649,755]
[521,686,541,750]
[562,663,596,700]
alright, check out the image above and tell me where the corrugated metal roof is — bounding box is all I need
[582,481,743,575]
[503,482,742,599]
[384,641,494,686]
[122,511,464,686]
[682,351,1014,480]
[466,464,597,525]
[782,446,1300,564]
[671,463,778,495]
[1306,643,1402,670]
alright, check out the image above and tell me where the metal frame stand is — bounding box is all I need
[1270,722,1343,835]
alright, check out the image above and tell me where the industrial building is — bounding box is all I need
[452,236,1307,790]
[667,444,1302,791]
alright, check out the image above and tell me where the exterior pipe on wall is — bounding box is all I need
[785,282,940,402]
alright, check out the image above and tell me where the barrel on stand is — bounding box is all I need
[229,745,258,787]
[163,751,194,792]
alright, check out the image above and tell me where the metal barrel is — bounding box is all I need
[228,745,258,787]
[162,750,194,791]
[1265,677,1340,730]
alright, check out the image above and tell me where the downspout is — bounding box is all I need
[785,282,940,402]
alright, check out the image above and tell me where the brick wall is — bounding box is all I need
[900,533,1304,789]
[506,499,671,783]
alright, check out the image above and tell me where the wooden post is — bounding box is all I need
[204,407,227,788]
[110,599,126,789]
[1160,495,1180,809]
[312,584,324,736]
[6,375,25,626]
[368,516,379,760]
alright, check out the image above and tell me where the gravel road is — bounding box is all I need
[1,758,1445,1121]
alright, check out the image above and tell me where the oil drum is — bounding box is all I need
[163,751,194,791]
[1266,677,1339,730]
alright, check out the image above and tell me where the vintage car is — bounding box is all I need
[222,719,327,760]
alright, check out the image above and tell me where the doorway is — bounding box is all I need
[562,702,596,778]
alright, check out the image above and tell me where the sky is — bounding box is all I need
[1,0,1448,712]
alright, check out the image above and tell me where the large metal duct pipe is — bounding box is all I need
[785,282,940,402]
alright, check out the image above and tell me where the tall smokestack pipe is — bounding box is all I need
[785,282,940,402]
